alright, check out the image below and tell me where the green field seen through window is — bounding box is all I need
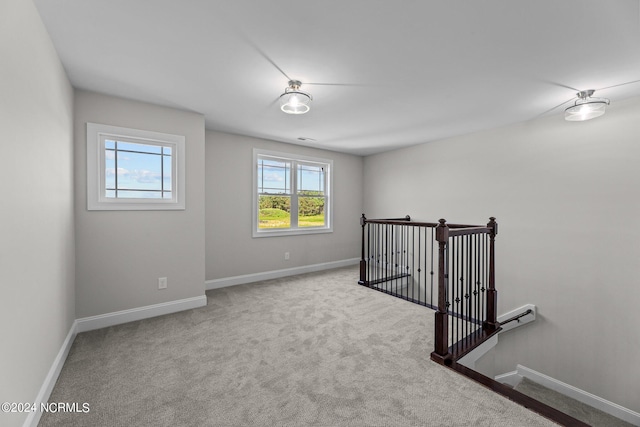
[258,194,325,228]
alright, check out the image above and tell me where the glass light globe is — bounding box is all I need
[565,100,607,121]
[280,90,312,114]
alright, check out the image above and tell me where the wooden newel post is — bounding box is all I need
[359,214,367,285]
[431,218,451,363]
[484,216,499,332]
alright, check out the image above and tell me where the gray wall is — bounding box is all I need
[205,131,363,280]
[0,1,75,426]
[363,97,640,412]
[74,91,206,318]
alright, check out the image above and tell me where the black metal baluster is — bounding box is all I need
[401,224,404,298]
[430,227,435,307]
[462,234,467,335]
[466,234,472,334]
[460,235,465,341]
[451,235,456,349]
[387,223,391,294]
[462,235,466,341]
[411,225,415,302]
[372,223,376,287]
[477,233,481,326]
[384,223,389,294]
[400,224,403,297]
[366,222,370,285]
[458,235,463,349]
[405,225,414,301]
[395,224,399,296]
[378,223,382,289]
[417,226,421,305]
[389,223,392,294]
[392,223,396,295]
[406,224,410,300]
[449,235,453,349]
[454,235,459,350]
[482,233,486,323]
[400,224,404,299]
[394,224,398,296]
[459,235,464,348]
[395,225,403,298]
[376,223,380,289]
[479,232,484,323]
[444,231,449,349]
[425,226,429,306]
[373,222,377,287]
[473,233,479,327]
[456,235,461,349]
[391,223,395,295]
[379,223,383,289]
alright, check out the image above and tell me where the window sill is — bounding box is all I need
[253,227,333,238]
[88,200,185,211]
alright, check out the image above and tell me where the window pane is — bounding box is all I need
[163,191,172,199]
[116,151,163,191]
[298,196,325,227]
[258,195,291,228]
[297,164,325,195]
[163,155,172,191]
[116,141,162,154]
[105,153,116,191]
[105,139,116,149]
[258,158,291,194]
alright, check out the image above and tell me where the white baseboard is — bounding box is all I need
[76,295,207,333]
[205,258,360,290]
[23,321,78,427]
[496,365,640,425]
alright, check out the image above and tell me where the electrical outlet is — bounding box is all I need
[158,277,167,289]
[284,252,290,260]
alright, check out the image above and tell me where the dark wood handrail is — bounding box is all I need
[500,309,533,326]
[448,226,492,236]
[365,219,438,226]
[362,216,484,230]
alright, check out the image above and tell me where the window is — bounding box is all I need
[86,123,185,210]
[253,149,332,237]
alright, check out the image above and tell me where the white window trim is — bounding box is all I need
[253,148,333,238]
[86,123,186,211]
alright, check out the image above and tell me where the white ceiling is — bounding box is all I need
[34,0,640,155]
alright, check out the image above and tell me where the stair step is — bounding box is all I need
[514,378,635,427]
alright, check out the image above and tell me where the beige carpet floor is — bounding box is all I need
[40,266,557,426]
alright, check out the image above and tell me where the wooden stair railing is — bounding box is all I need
[431,217,501,365]
[359,215,591,426]
[358,214,500,364]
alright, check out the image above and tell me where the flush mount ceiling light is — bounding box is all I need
[564,90,610,122]
[279,80,312,114]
